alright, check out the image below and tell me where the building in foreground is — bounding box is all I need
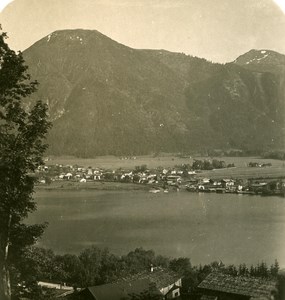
[69,267,182,300]
[122,267,182,299]
[198,272,277,300]
[71,278,162,300]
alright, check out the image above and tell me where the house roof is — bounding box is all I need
[54,289,75,298]
[121,267,181,290]
[83,278,161,300]
[198,272,277,299]
[200,295,218,300]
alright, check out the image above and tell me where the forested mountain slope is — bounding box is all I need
[23,29,285,156]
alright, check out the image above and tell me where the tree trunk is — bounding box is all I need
[2,213,12,300]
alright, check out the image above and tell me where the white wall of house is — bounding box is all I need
[166,287,180,299]
[160,278,182,296]
[38,281,73,290]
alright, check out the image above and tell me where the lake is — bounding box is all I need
[29,190,285,267]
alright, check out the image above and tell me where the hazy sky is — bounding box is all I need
[1,0,285,62]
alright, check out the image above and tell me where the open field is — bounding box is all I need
[46,155,284,169]
[198,166,285,180]
[45,154,195,169]
[46,155,285,180]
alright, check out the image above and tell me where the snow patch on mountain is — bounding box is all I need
[245,53,269,64]
[68,35,84,44]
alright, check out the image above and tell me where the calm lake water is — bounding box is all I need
[29,190,285,267]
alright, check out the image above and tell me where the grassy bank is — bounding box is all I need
[197,166,285,180]
[35,180,151,191]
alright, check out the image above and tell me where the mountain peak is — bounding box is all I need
[46,31,85,45]
[48,28,106,37]
[234,49,285,68]
[29,28,126,51]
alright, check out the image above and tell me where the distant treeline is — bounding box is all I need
[173,159,234,173]
[227,150,285,160]
[189,149,285,159]
[262,151,285,160]
[191,159,234,170]
[10,246,284,299]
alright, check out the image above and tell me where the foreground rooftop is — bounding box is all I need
[198,272,277,299]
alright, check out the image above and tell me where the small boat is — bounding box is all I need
[186,185,196,192]
[149,187,161,193]
[236,190,255,195]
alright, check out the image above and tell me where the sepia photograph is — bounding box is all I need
[0,0,285,299]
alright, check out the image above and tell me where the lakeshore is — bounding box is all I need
[36,155,285,196]
[35,179,285,197]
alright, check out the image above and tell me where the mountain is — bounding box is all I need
[22,29,285,156]
[234,49,285,73]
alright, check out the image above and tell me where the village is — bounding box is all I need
[36,159,285,197]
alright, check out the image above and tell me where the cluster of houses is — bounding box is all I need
[36,164,194,186]
[36,163,285,196]
[186,177,285,196]
[39,268,279,300]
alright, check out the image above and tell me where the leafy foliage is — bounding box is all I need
[0,28,51,299]
[263,151,285,160]
[191,159,229,170]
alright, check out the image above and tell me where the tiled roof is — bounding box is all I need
[200,295,218,300]
[198,272,277,298]
[121,267,181,290]
[86,278,161,300]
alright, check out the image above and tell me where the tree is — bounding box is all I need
[277,271,285,300]
[169,257,192,275]
[54,254,83,287]
[11,247,57,299]
[134,165,147,173]
[0,28,51,299]
[121,248,156,274]
[270,259,279,278]
[238,263,249,276]
[78,246,121,287]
